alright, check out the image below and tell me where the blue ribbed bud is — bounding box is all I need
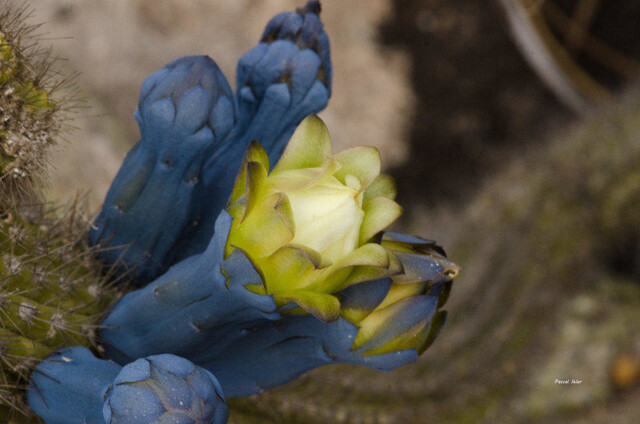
[89,55,236,285]
[103,354,228,424]
[233,0,331,158]
[28,347,121,424]
[175,0,333,260]
[90,2,332,282]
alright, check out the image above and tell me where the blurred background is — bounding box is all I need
[31,0,640,422]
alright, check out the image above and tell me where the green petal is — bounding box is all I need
[339,243,390,268]
[227,193,294,258]
[266,167,327,193]
[362,318,431,356]
[351,298,429,352]
[361,309,447,356]
[376,282,429,311]
[272,115,333,173]
[333,146,381,190]
[261,244,326,293]
[229,140,269,206]
[359,197,403,244]
[363,173,397,201]
[338,249,403,289]
[243,160,268,221]
[315,243,392,292]
[276,291,341,322]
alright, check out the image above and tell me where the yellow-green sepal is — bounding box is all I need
[363,173,397,201]
[375,282,429,310]
[229,140,270,206]
[338,248,403,289]
[272,115,333,173]
[359,197,403,244]
[275,290,341,322]
[307,243,391,293]
[333,146,381,189]
[260,244,327,293]
[243,160,269,221]
[226,192,294,258]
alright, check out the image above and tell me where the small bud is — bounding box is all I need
[103,354,228,424]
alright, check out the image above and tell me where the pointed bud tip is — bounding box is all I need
[297,1,322,16]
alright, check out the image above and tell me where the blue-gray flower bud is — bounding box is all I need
[179,0,333,259]
[89,55,236,285]
[103,354,228,424]
[90,2,333,282]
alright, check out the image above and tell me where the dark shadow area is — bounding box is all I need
[379,0,570,207]
[603,234,640,281]
[551,0,640,89]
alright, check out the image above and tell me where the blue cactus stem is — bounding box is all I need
[100,211,455,397]
[173,0,332,261]
[100,211,279,366]
[89,55,237,285]
[28,346,121,424]
[103,354,228,424]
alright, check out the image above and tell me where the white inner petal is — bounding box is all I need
[286,174,364,264]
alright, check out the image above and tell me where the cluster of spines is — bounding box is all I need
[0,1,78,200]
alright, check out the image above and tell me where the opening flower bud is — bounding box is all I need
[226,115,403,322]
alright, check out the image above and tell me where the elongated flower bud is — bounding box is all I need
[100,116,458,397]
[89,56,236,285]
[178,0,333,260]
[232,0,331,163]
[90,2,333,282]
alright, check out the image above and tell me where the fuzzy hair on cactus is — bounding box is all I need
[99,115,458,397]
[0,3,115,422]
[0,2,78,201]
[0,204,118,422]
[89,1,332,286]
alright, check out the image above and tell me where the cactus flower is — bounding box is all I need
[225,115,403,322]
[100,116,458,396]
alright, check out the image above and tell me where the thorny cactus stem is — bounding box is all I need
[0,202,118,422]
[0,3,115,422]
[0,1,78,201]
